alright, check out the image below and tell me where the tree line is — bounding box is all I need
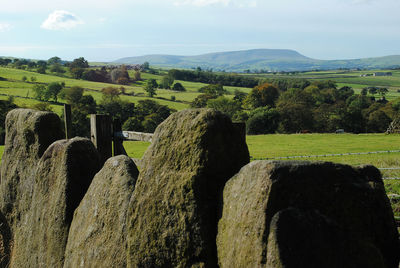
[191,79,397,134]
[167,69,259,88]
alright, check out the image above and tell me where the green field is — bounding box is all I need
[256,69,400,100]
[0,67,253,113]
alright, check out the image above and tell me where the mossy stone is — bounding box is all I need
[64,155,139,268]
[217,161,399,268]
[127,109,249,267]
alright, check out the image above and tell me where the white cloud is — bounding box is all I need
[174,0,257,7]
[0,23,12,32]
[41,10,83,30]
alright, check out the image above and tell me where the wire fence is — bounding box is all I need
[250,150,400,180]
[250,150,400,161]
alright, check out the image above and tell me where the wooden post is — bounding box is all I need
[64,104,72,139]
[113,119,128,156]
[91,114,112,164]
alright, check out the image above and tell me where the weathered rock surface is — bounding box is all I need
[217,161,399,268]
[0,109,64,267]
[0,109,63,227]
[0,211,11,267]
[13,138,101,268]
[127,109,249,267]
[64,155,139,268]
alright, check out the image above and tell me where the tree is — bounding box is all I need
[160,75,174,89]
[276,88,315,133]
[199,84,226,96]
[110,65,130,84]
[47,56,61,65]
[243,82,280,109]
[190,94,215,108]
[60,86,84,104]
[134,71,142,81]
[142,62,150,71]
[101,86,120,101]
[246,107,280,134]
[50,63,66,74]
[377,87,389,98]
[37,66,46,74]
[233,90,247,104]
[70,68,84,79]
[70,57,89,69]
[144,79,158,97]
[172,83,186,92]
[207,96,241,118]
[46,82,63,102]
[69,57,89,79]
[32,84,46,101]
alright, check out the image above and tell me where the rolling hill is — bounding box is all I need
[114,49,400,72]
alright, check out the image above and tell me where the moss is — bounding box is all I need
[127,109,249,267]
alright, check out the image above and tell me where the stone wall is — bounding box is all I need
[0,108,398,268]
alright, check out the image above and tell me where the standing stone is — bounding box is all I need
[64,155,139,268]
[127,109,249,267]
[217,161,399,268]
[0,109,63,227]
[0,109,64,267]
[0,211,11,267]
[14,138,101,268]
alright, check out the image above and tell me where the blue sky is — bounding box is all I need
[0,0,399,62]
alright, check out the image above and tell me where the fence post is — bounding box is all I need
[113,119,128,156]
[64,104,72,139]
[91,114,112,164]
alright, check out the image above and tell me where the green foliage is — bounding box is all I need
[276,88,314,133]
[122,99,175,133]
[160,75,174,89]
[172,82,186,92]
[246,107,280,134]
[207,96,241,118]
[50,63,66,74]
[198,84,226,96]
[101,86,120,102]
[47,56,61,65]
[191,94,215,108]
[46,82,64,102]
[60,86,84,104]
[168,69,259,88]
[32,84,46,101]
[144,79,158,97]
[110,65,130,84]
[244,82,279,109]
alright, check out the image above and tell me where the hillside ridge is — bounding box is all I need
[114,49,400,72]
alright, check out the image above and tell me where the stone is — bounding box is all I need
[0,211,11,267]
[64,155,139,268]
[0,109,63,228]
[127,109,249,267]
[0,109,64,267]
[217,161,399,268]
[13,138,101,267]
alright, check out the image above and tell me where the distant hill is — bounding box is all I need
[114,49,400,72]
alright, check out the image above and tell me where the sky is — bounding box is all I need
[0,0,399,62]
